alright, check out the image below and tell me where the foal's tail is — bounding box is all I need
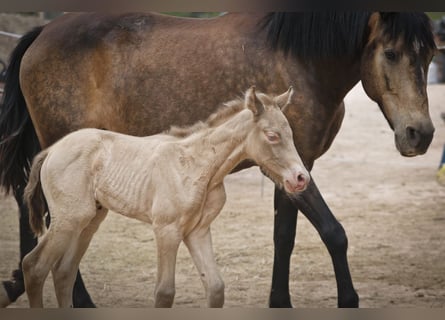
[24,149,49,236]
[0,26,44,195]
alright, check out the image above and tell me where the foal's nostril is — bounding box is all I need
[406,126,421,148]
[296,173,308,188]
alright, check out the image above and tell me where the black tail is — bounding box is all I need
[0,26,44,194]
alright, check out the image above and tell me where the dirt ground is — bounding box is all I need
[0,83,443,308]
[0,14,444,309]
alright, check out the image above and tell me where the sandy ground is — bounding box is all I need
[0,82,444,308]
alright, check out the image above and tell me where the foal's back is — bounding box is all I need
[42,128,170,215]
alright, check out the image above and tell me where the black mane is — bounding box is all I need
[379,13,436,53]
[259,12,436,59]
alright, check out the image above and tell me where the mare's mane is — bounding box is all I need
[259,12,436,59]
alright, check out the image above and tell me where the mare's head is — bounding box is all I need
[361,12,436,156]
[243,86,310,194]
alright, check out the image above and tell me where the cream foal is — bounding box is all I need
[22,86,309,308]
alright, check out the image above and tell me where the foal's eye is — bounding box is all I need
[265,131,280,143]
[384,49,397,61]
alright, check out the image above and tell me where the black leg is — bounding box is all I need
[1,186,36,304]
[296,178,358,307]
[269,187,297,308]
[72,271,96,308]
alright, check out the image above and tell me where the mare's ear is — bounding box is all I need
[245,86,264,116]
[274,86,294,112]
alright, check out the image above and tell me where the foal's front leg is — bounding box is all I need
[184,228,224,307]
[153,225,182,307]
[183,184,226,307]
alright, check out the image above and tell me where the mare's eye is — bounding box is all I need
[265,131,280,143]
[384,49,397,61]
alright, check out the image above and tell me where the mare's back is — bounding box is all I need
[20,13,278,147]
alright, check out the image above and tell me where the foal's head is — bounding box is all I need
[244,87,310,194]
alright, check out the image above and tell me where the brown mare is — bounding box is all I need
[0,12,436,307]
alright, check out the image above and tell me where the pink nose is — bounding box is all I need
[285,170,309,193]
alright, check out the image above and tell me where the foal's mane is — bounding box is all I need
[259,12,435,59]
[166,97,245,138]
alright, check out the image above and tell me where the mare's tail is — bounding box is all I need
[24,149,49,236]
[0,26,44,195]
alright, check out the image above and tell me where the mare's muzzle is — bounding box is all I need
[395,121,434,156]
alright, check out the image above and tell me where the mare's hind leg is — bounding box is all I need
[72,271,96,307]
[184,228,224,307]
[153,225,182,307]
[52,208,108,307]
[0,186,37,307]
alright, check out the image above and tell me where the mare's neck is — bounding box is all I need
[304,56,362,107]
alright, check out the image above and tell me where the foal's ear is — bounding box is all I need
[274,86,294,112]
[245,86,264,116]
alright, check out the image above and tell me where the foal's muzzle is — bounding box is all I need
[284,168,310,193]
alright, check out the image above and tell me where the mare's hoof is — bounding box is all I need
[73,295,97,308]
[0,283,12,307]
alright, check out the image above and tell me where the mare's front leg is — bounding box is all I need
[269,187,298,307]
[270,178,359,307]
[296,178,358,307]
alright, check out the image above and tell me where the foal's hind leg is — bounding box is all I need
[47,212,96,308]
[22,228,78,307]
[0,185,95,308]
[52,208,108,307]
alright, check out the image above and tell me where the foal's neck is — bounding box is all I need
[189,109,253,188]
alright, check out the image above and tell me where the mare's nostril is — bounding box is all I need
[406,126,421,148]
